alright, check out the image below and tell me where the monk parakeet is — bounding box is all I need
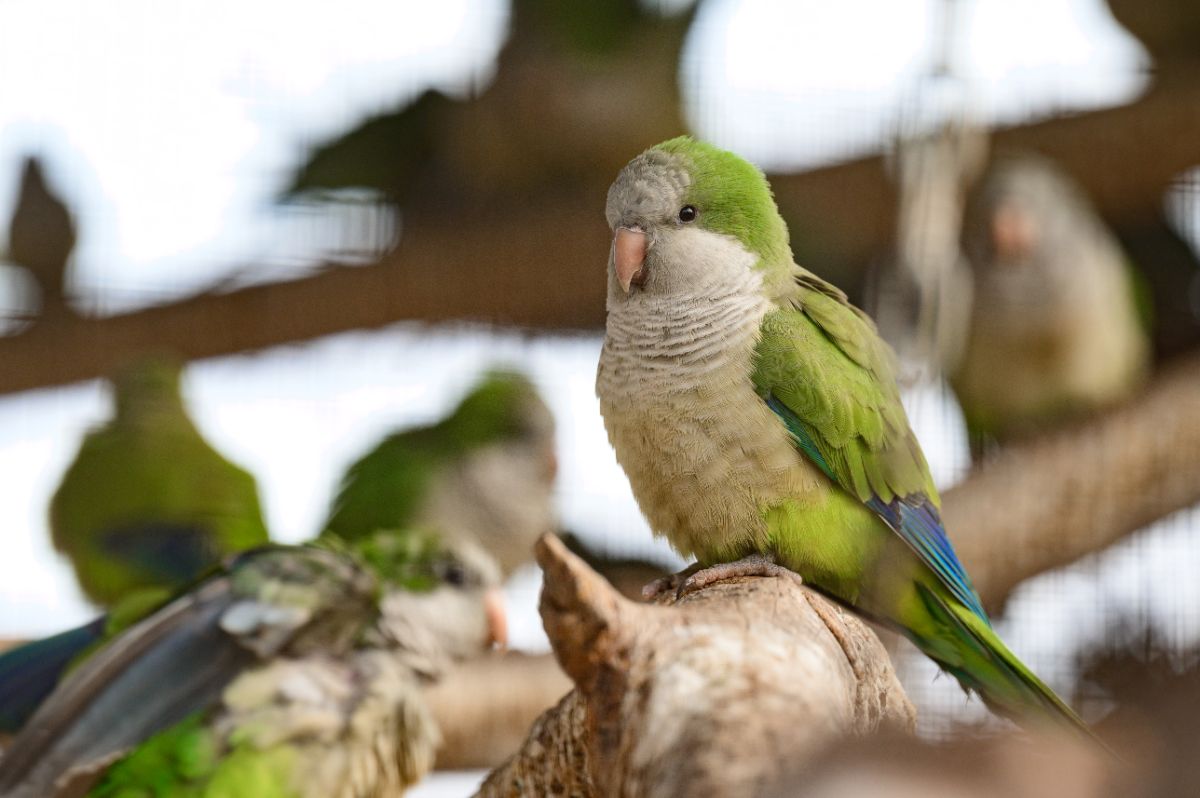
[596,137,1093,735]
[323,370,557,577]
[0,529,505,798]
[50,357,270,607]
[6,156,76,318]
[952,153,1149,449]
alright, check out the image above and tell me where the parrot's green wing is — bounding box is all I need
[322,368,550,544]
[322,429,442,542]
[753,269,987,622]
[0,546,377,798]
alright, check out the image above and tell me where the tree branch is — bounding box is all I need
[476,535,914,797]
[770,731,1116,798]
[944,352,1200,610]
[425,651,572,770]
[6,74,1200,396]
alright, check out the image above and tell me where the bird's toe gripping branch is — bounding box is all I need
[640,555,806,603]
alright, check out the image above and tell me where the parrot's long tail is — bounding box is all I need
[911,583,1101,744]
[0,616,106,734]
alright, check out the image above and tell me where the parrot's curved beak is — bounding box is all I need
[614,225,648,293]
[484,588,508,650]
[990,204,1036,262]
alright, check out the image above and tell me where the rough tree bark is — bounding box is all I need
[475,535,915,798]
[944,352,1200,610]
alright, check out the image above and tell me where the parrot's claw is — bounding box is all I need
[640,562,704,601]
[673,554,803,600]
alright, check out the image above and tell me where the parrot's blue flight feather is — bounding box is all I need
[765,392,988,624]
[866,496,988,624]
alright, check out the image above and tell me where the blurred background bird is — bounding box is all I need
[5,156,76,322]
[950,152,1151,453]
[0,528,504,798]
[322,369,558,578]
[50,356,270,609]
[0,366,529,739]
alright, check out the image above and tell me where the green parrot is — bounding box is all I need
[0,530,505,798]
[6,155,76,319]
[50,357,270,607]
[323,370,558,578]
[595,137,1093,736]
[952,152,1149,451]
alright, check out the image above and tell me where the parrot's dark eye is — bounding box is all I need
[440,561,467,587]
[678,205,697,223]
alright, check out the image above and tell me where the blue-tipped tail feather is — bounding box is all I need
[0,616,106,734]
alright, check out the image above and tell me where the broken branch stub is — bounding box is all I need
[477,534,915,798]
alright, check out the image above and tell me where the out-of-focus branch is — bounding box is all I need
[773,731,1117,798]
[426,651,571,770]
[476,535,914,798]
[944,352,1200,610]
[0,201,609,396]
[6,75,1200,395]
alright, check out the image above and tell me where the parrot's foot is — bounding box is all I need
[674,554,803,600]
[642,555,804,602]
[640,562,704,601]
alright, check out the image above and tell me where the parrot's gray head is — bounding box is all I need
[368,531,506,676]
[604,138,787,305]
[605,147,694,297]
[962,153,1120,317]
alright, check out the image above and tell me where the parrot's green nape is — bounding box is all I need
[597,135,1100,742]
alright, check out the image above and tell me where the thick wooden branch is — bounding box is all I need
[425,651,571,770]
[6,74,1200,395]
[945,352,1200,610]
[477,535,914,798]
[0,201,609,396]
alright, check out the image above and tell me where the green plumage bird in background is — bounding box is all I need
[596,137,1096,738]
[323,370,558,578]
[0,529,505,798]
[951,153,1150,452]
[50,357,270,607]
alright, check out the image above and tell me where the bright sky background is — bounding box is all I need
[0,0,1189,780]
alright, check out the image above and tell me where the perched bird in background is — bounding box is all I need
[50,357,270,608]
[952,153,1149,451]
[596,137,1095,737]
[6,156,76,318]
[0,530,505,798]
[323,370,558,578]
